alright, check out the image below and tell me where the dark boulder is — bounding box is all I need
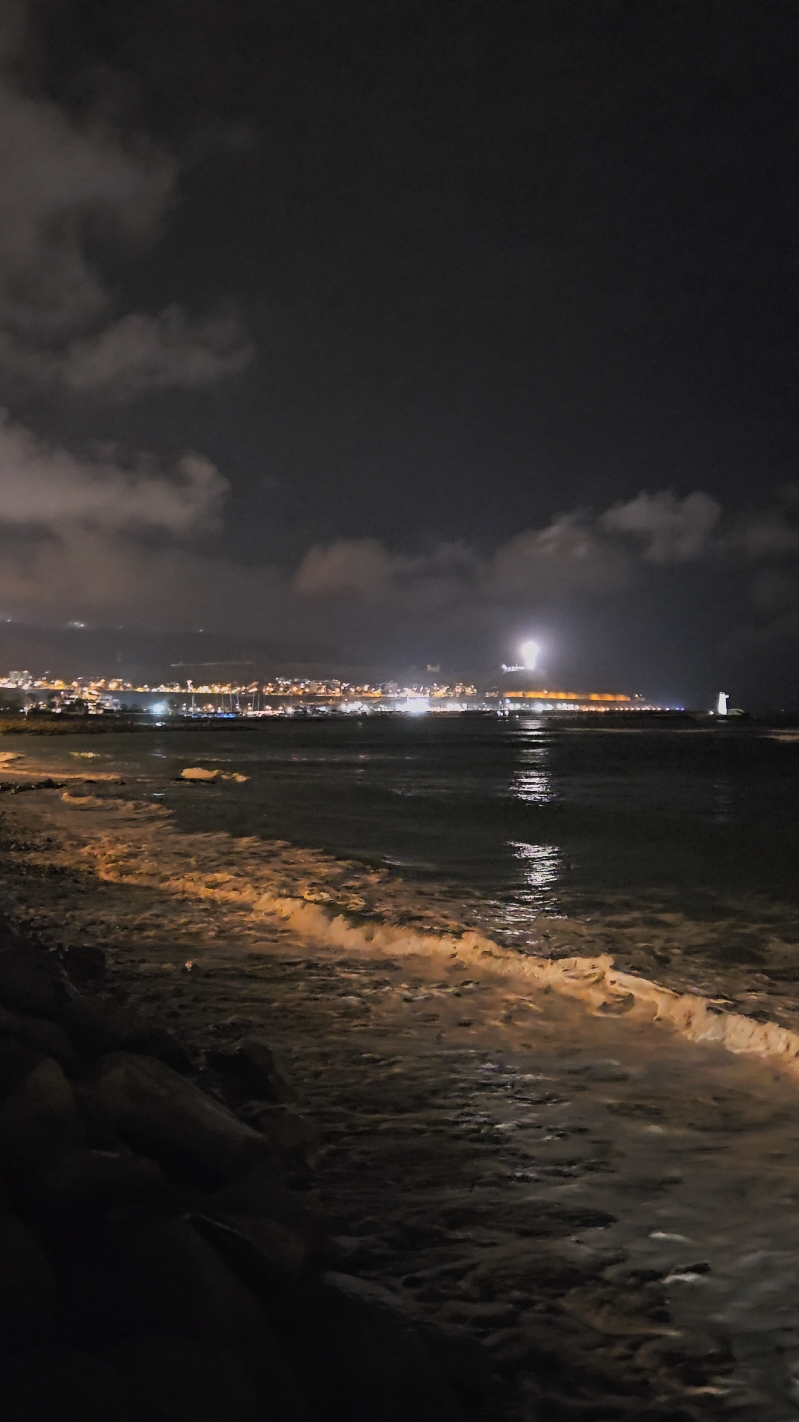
[0,917,21,948]
[56,1251,131,1351]
[418,1320,498,1417]
[241,1103,322,1168]
[0,1004,77,1072]
[0,1214,56,1351]
[210,1158,326,1233]
[0,1057,86,1180]
[0,945,67,1018]
[269,1272,465,1422]
[190,1211,312,1294]
[84,1052,272,1185]
[105,1333,259,1422]
[35,1147,165,1225]
[207,1036,295,1102]
[60,944,106,985]
[0,1346,137,1422]
[0,1038,44,1099]
[117,1216,310,1420]
[59,998,190,1072]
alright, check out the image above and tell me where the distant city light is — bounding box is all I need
[520,640,541,670]
[0,665,649,717]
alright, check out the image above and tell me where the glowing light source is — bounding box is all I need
[403,697,428,714]
[520,640,541,670]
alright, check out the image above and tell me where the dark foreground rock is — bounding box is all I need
[0,1212,56,1349]
[0,942,68,1017]
[0,1346,138,1422]
[105,1334,260,1422]
[85,1051,270,1185]
[207,1036,296,1102]
[0,1055,86,1179]
[0,931,476,1421]
[269,1273,465,1422]
[60,996,191,1071]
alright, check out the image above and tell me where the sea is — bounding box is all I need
[17,711,799,1410]
[23,712,799,1022]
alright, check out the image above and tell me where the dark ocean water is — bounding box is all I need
[25,715,799,982]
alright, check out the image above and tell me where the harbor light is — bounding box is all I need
[520,640,541,670]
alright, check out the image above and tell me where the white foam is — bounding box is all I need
[249,891,799,1076]
[42,795,799,1079]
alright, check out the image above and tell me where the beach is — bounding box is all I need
[1,733,799,1417]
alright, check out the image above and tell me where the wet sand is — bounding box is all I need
[2,762,799,1417]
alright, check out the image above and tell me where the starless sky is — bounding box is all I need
[0,0,797,706]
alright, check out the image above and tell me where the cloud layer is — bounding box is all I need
[5,449,783,653]
[293,490,796,610]
[0,415,227,533]
[600,491,721,563]
[0,28,252,398]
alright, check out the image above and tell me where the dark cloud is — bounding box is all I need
[0,415,227,532]
[600,491,721,564]
[0,16,251,397]
[1,308,252,399]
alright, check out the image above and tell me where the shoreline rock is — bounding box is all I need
[0,929,473,1421]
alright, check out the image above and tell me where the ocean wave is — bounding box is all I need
[248,892,799,1074]
[39,794,799,1080]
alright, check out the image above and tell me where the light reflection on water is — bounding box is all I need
[509,840,562,910]
[510,725,555,807]
[501,728,561,925]
[713,772,734,825]
[483,840,563,943]
[511,769,554,804]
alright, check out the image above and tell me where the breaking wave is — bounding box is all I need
[40,794,799,1080]
[250,894,799,1075]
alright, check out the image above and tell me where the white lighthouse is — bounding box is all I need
[716,692,729,716]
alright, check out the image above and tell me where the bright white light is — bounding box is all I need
[403,697,428,714]
[520,640,541,670]
[151,702,167,714]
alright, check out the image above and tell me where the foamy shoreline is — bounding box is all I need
[2,739,799,1082]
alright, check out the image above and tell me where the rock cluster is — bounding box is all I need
[0,930,474,1421]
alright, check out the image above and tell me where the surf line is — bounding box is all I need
[66,805,799,1077]
[253,892,799,1075]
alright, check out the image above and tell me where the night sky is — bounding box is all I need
[0,0,797,707]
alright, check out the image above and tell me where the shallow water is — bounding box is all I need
[5,772,799,1416]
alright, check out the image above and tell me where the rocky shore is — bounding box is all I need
[0,928,487,1422]
[1,779,799,1419]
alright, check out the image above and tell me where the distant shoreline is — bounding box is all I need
[0,707,779,735]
